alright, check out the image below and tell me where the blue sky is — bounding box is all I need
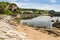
[0,0,60,11]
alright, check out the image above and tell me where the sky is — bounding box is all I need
[0,0,60,11]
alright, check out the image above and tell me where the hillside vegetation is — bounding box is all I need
[1,2,59,16]
[0,2,50,15]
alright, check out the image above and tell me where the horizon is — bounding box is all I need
[0,0,60,12]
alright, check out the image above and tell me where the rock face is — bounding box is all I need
[0,16,28,40]
[9,3,18,12]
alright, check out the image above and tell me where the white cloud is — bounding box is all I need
[38,5,60,11]
[0,0,59,11]
[35,5,60,11]
[50,0,56,3]
[25,0,30,1]
[22,0,30,2]
[15,2,60,11]
[0,0,16,3]
[15,2,28,8]
[8,0,16,3]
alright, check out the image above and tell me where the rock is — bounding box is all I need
[0,16,29,40]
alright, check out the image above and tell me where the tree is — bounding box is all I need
[48,10,56,17]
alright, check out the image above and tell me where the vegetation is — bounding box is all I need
[0,2,17,15]
[0,2,57,16]
[0,2,10,13]
[48,10,56,16]
[21,8,49,14]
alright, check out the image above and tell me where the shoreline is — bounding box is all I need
[11,19,60,40]
[0,15,60,40]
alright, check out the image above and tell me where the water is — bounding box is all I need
[20,16,60,28]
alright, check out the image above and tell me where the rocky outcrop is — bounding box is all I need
[0,16,29,40]
[8,3,18,12]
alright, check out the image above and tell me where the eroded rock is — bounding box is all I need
[0,16,29,40]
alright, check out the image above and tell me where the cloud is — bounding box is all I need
[36,5,60,11]
[22,0,30,2]
[15,2,29,8]
[25,0,30,1]
[15,2,60,11]
[38,5,60,11]
[0,0,16,3]
[0,0,59,11]
[50,0,56,3]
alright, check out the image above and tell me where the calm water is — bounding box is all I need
[20,16,60,28]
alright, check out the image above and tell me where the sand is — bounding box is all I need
[16,24,60,40]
